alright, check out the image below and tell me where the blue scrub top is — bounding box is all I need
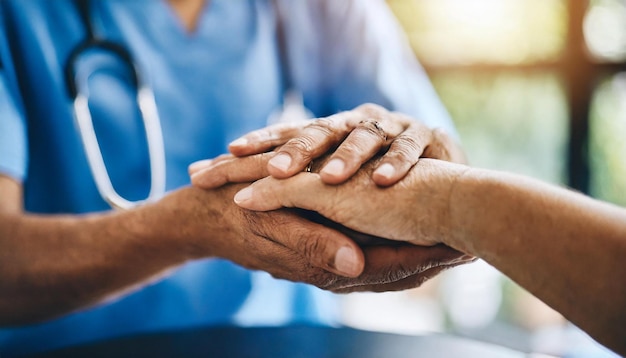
[0,0,456,355]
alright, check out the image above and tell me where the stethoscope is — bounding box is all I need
[64,0,308,210]
[65,0,166,210]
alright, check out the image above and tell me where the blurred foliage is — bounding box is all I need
[431,70,568,184]
[590,73,626,205]
[357,1,625,352]
[388,0,567,66]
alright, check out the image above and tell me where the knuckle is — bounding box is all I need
[284,136,316,158]
[255,152,273,167]
[424,140,452,161]
[357,119,387,142]
[396,133,423,150]
[391,135,424,158]
[306,118,336,136]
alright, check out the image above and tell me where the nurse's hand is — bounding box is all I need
[160,185,472,293]
[190,104,465,188]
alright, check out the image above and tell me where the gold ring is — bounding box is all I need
[304,161,313,173]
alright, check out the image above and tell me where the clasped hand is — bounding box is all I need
[188,104,473,293]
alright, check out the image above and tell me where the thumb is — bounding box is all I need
[266,210,365,277]
[234,173,332,212]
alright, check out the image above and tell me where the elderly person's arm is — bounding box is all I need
[232,158,626,355]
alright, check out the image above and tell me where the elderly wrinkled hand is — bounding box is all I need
[189,104,465,189]
[164,184,472,293]
[233,157,470,248]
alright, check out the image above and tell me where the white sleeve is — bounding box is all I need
[279,0,458,137]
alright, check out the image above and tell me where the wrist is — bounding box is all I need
[142,186,239,261]
[445,167,487,254]
[405,159,469,247]
[119,192,199,264]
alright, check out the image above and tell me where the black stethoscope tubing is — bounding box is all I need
[63,0,166,210]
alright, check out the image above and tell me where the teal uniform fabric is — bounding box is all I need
[0,0,456,355]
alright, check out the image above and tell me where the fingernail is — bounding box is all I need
[188,159,212,174]
[321,159,345,177]
[334,246,360,276]
[374,163,395,180]
[234,187,253,204]
[229,138,248,147]
[268,153,292,172]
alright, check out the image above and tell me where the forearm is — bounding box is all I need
[0,196,192,326]
[447,168,626,353]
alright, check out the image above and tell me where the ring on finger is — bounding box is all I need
[359,119,387,141]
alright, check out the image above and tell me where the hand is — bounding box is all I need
[155,185,473,293]
[230,158,470,247]
[189,104,466,189]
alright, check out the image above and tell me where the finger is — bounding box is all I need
[330,244,469,291]
[422,128,467,164]
[252,246,340,289]
[372,123,433,187]
[316,119,386,184]
[188,159,213,176]
[188,154,234,176]
[316,104,406,184]
[254,210,366,277]
[229,231,340,289]
[191,152,275,189]
[228,120,310,157]
[234,173,328,211]
[267,113,354,178]
[334,263,457,294]
[358,252,477,293]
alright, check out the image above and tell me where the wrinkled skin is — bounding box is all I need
[190,103,466,189]
[158,183,473,294]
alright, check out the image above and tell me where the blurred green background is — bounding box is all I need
[340,1,625,356]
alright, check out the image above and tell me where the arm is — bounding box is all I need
[0,173,471,325]
[233,159,626,354]
[447,168,626,354]
[0,176,187,325]
[0,175,355,326]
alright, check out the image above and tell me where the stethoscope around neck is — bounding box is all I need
[64,0,308,210]
[64,0,166,210]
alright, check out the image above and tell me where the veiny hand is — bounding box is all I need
[189,104,466,189]
[156,185,472,293]
[231,158,470,247]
